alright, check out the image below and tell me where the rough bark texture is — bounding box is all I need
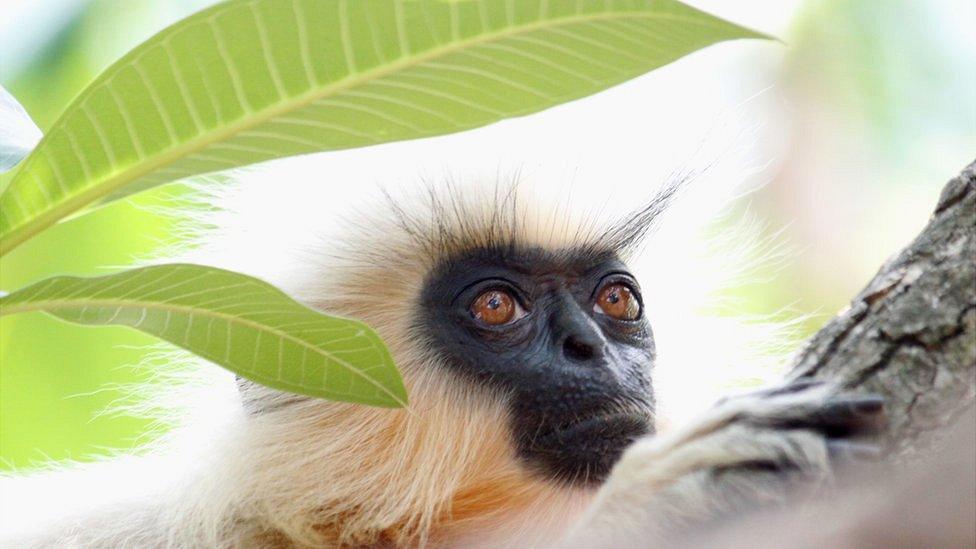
[790,160,976,456]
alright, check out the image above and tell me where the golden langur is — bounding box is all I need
[0,175,883,548]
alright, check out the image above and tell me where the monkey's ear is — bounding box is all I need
[600,171,693,256]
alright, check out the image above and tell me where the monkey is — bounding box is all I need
[0,175,885,548]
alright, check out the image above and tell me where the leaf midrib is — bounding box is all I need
[0,9,736,255]
[0,295,403,406]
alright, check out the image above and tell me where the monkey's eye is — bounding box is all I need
[470,289,526,326]
[594,282,641,321]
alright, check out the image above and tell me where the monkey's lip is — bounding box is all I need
[538,411,651,446]
[520,410,652,485]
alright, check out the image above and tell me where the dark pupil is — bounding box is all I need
[487,296,500,309]
[607,291,620,304]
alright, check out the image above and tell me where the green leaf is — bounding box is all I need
[0,0,767,256]
[0,264,408,408]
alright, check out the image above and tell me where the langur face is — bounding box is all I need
[419,246,655,485]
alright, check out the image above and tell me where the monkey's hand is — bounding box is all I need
[564,380,886,547]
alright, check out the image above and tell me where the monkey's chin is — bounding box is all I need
[524,412,652,487]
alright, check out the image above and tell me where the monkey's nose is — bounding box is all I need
[563,334,600,362]
[551,291,608,362]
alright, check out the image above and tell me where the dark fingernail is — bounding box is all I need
[853,397,884,414]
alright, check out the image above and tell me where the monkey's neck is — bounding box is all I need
[225,387,593,547]
[430,479,594,548]
[277,472,591,548]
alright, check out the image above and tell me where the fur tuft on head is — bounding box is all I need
[333,174,684,280]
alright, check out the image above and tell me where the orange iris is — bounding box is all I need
[595,283,640,320]
[471,289,517,325]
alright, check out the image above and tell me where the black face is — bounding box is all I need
[419,246,656,485]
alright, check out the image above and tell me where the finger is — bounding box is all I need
[751,379,827,400]
[747,394,887,436]
[812,395,887,436]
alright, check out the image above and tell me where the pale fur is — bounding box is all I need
[0,156,797,547]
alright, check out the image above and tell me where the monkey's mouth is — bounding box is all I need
[541,411,651,448]
[521,410,653,485]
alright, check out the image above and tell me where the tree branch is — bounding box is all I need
[789,160,976,454]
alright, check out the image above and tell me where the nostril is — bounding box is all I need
[563,336,596,361]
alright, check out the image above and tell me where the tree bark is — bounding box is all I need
[790,160,976,456]
[682,161,976,548]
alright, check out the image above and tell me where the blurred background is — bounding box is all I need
[1,0,973,469]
